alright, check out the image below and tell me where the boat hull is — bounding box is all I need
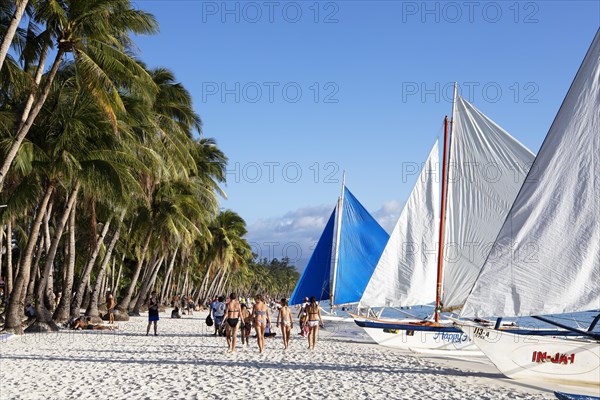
[457,321,600,387]
[554,391,600,400]
[352,315,479,352]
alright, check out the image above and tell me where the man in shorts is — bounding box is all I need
[211,296,226,336]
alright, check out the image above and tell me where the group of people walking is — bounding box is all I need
[141,291,325,353]
[209,294,324,354]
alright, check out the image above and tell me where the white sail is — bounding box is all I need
[461,30,600,318]
[361,141,440,307]
[442,96,535,311]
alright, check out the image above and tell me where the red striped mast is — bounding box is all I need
[434,116,449,323]
[435,83,457,323]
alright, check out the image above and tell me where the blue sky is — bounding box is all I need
[132,1,599,268]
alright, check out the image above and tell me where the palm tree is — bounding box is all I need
[117,66,213,313]
[0,0,30,71]
[0,4,250,335]
[200,210,252,301]
[0,0,158,192]
[4,62,142,331]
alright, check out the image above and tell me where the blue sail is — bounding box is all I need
[289,209,335,305]
[333,188,389,305]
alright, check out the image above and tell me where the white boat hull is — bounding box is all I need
[457,321,600,387]
[354,316,480,353]
[321,315,355,323]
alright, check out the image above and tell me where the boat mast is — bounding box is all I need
[434,83,457,322]
[330,171,346,309]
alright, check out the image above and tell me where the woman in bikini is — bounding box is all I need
[252,294,271,353]
[276,298,293,349]
[306,296,323,350]
[224,292,242,353]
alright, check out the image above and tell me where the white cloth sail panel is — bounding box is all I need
[441,96,535,311]
[360,141,440,307]
[461,30,600,318]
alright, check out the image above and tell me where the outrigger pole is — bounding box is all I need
[532,315,600,340]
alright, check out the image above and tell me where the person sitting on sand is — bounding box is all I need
[71,317,117,331]
[252,294,271,353]
[277,298,293,349]
[25,303,35,318]
[224,292,242,353]
[264,323,277,338]
[171,306,181,318]
[306,296,324,350]
[70,317,88,330]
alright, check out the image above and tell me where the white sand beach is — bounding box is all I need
[1,310,582,400]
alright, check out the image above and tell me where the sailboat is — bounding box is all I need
[353,89,538,353]
[454,29,600,387]
[289,178,389,309]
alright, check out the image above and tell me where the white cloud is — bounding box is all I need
[246,204,332,269]
[372,199,404,233]
[246,200,403,272]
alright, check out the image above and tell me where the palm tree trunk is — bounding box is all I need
[193,287,201,305]
[82,278,91,311]
[0,48,65,192]
[132,255,165,315]
[112,216,133,297]
[3,184,54,333]
[110,257,115,296]
[5,218,13,297]
[0,0,28,72]
[175,264,183,295]
[139,255,152,288]
[117,228,152,312]
[180,268,188,297]
[198,263,212,302]
[216,272,229,298]
[42,201,55,310]
[43,201,53,252]
[166,260,183,306]
[163,270,172,303]
[27,234,44,305]
[34,182,80,326]
[147,261,162,297]
[45,258,55,311]
[160,245,179,300]
[53,204,76,322]
[18,44,49,131]
[99,274,105,301]
[206,267,224,301]
[132,253,154,308]
[39,201,54,308]
[132,255,164,314]
[85,210,125,318]
[0,227,3,292]
[114,256,124,295]
[70,214,113,319]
